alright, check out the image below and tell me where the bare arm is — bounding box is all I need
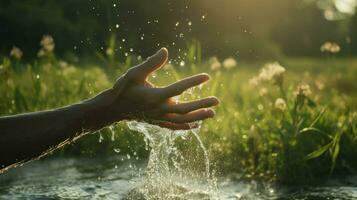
[0,48,219,172]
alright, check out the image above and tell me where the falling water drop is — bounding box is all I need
[98,133,104,143]
[180,61,185,67]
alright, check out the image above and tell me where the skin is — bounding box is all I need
[0,48,219,173]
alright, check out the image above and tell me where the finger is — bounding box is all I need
[129,48,168,82]
[160,73,210,99]
[159,109,215,124]
[154,121,198,130]
[164,97,220,114]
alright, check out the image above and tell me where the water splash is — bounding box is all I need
[126,120,219,199]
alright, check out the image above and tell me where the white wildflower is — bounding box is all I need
[209,56,221,71]
[249,77,260,87]
[40,35,55,52]
[258,62,286,82]
[37,49,45,57]
[9,46,23,60]
[223,57,237,69]
[275,98,287,111]
[320,42,340,54]
[259,87,268,96]
[38,35,55,57]
[295,83,312,97]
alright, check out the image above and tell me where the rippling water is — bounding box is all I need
[1,156,357,199]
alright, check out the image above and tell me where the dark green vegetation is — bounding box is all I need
[1,0,357,60]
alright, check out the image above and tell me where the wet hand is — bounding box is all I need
[90,48,219,130]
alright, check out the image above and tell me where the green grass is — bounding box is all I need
[1,49,356,185]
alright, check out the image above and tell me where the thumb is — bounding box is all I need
[133,48,168,81]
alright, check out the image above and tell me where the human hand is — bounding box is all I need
[88,48,219,130]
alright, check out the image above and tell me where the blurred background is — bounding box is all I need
[1,1,357,194]
[0,0,356,60]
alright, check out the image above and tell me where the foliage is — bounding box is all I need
[1,41,357,185]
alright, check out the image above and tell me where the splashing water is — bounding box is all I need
[126,119,219,200]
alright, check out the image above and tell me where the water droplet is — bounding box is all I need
[115,24,119,28]
[198,83,204,90]
[129,48,133,52]
[175,22,180,27]
[36,74,40,79]
[188,21,192,26]
[180,61,185,67]
[113,3,116,7]
[98,133,104,143]
[113,148,121,153]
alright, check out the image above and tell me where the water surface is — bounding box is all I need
[1,156,356,199]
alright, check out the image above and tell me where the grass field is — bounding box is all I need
[1,45,357,185]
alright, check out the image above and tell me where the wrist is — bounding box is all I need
[81,89,125,131]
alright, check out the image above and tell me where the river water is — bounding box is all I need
[0,156,357,199]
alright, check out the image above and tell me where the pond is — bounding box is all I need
[0,156,357,200]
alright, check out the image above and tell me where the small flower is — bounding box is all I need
[209,56,221,71]
[37,49,45,57]
[223,57,237,69]
[275,98,287,111]
[295,83,312,97]
[258,62,286,82]
[259,87,268,96]
[249,77,260,87]
[40,35,55,52]
[38,35,55,58]
[9,46,23,60]
[320,42,340,54]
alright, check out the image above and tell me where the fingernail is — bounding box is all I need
[200,73,210,80]
[205,108,216,117]
[157,47,168,55]
[211,97,220,105]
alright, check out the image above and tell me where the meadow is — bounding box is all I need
[1,39,357,186]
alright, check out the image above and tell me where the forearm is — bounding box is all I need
[0,89,120,171]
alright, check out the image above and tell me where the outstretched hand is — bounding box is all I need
[89,48,219,130]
